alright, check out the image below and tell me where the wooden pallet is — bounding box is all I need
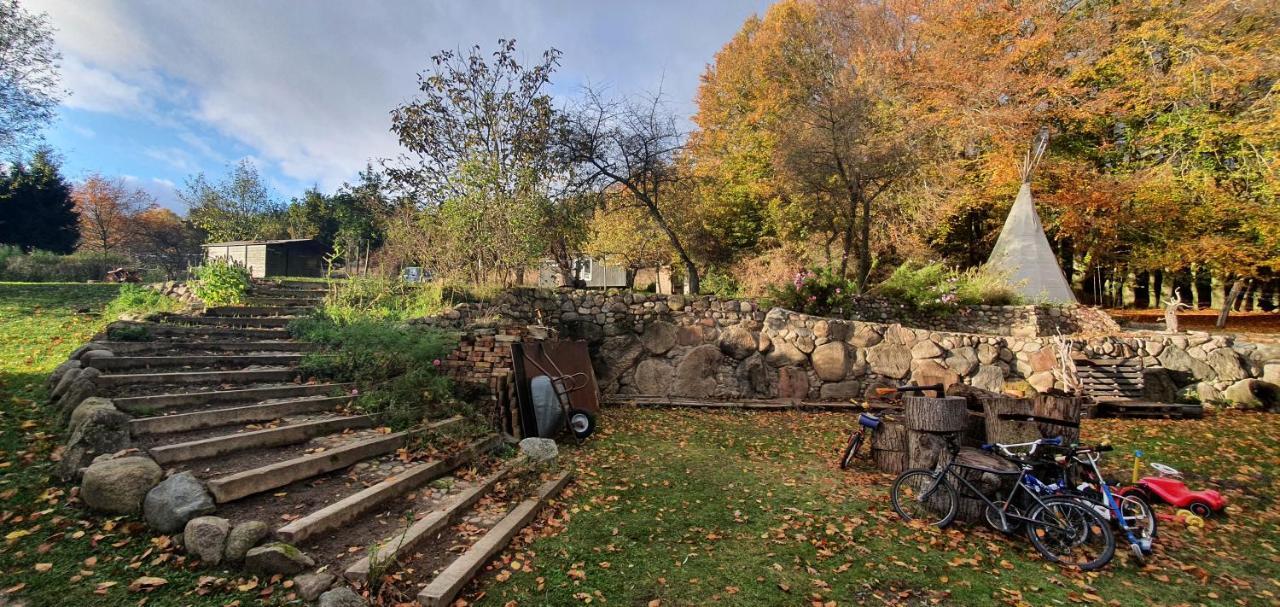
[1093,399,1204,419]
[1076,357,1145,401]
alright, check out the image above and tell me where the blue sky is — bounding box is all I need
[29,0,773,213]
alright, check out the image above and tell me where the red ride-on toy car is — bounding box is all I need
[1116,463,1226,518]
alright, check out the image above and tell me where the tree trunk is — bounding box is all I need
[1133,271,1150,309]
[1216,278,1248,329]
[1242,281,1256,312]
[856,194,872,291]
[903,396,969,433]
[1194,266,1214,309]
[1032,394,1085,444]
[1152,269,1164,304]
[871,418,908,451]
[982,396,1040,445]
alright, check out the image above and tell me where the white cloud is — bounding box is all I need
[28,0,771,192]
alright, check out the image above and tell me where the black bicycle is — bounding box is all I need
[889,435,1116,571]
[840,384,943,470]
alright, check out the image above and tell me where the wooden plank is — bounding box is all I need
[417,471,573,607]
[206,431,407,503]
[343,456,525,582]
[113,383,352,414]
[129,395,353,435]
[148,414,376,465]
[277,431,495,544]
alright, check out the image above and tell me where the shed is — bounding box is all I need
[202,239,328,278]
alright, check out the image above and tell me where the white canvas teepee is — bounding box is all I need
[985,133,1077,304]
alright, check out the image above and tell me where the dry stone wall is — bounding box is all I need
[429,289,1277,407]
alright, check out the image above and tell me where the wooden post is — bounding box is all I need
[982,396,1040,445]
[871,417,908,474]
[1032,393,1084,444]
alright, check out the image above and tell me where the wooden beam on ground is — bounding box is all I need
[343,455,526,582]
[416,471,573,607]
[604,395,864,411]
[276,433,499,544]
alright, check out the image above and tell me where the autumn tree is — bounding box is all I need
[73,174,151,256]
[0,0,63,154]
[560,88,703,294]
[128,207,201,279]
[584,197,672,288]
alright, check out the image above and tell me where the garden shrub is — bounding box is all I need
[874,262,1021,313]
[193,259,251,305]
[0,248,130,282]
[289,315,459,429]
[321,276,445,323]
[765,266,859,316]
[701,268,741,298]
[103,284,179,319]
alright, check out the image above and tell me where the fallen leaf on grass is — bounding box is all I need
[129,576,167,592]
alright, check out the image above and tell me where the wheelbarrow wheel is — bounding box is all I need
[568,408,597,440]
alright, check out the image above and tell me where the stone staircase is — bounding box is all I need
[53,279,569,605]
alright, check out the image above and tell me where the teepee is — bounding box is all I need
[985,131,1077,304]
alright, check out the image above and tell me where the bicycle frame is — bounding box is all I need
[921,450,1072,533]
[1068,450,1152,553]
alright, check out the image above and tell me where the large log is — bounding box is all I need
[961,411,987,448]
[982,396,1040,446]
[871,418,908,452]
[948,383,1005,412]
[1032,393,1085,444]
[903,396,969,433]
[871,448,908,475]
[939,447,1021,522]
[907,430,951,471]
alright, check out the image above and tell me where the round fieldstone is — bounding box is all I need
[184,516,231,566]
[143,472,216,534]
[244,542,316,575]
[318,586,367,607]
[80,455,162,514]
[224,520,270,562]
[640,321,678,354]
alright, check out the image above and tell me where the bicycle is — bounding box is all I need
[840,383,943,470]
[838,412,881,469]
[890,435,1116,571]
[1040,442,1157,562]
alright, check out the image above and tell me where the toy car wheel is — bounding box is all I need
[1188,501,1212,518]
[568,408,597,440]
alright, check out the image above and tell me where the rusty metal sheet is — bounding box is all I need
[518,340,601,415]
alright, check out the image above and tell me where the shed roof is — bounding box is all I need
[201,238,318,248]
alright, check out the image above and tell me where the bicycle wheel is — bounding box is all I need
[1116,493,1157,541]
[890,469,958,528]
[839,431,863,470]
[1025,497,1115,571]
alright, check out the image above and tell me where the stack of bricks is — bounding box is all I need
[442,325,527,392]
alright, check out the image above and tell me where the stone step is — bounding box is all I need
[85,353,307,372]
[114,383,351,414]
[95,368,298,388]
[254,280,331,292]
[148,414,377,465]
[245,297,323,307]
[343,454,520,582]
[98,340,316,355]
[130,395,354,435]
[162,315,295,328]
[114,321,290,340]
[276,425,489,544]
[416,471,573,607]
[206,430,409,503]
[252,288,326,299]
[204,306,313,317]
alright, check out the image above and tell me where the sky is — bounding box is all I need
[28,0,773,213]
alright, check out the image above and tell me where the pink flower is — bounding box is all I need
[432,359,442,367]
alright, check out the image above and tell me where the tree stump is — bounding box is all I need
[1032,394,1085,444]
[871,449,909,474]
[907,430,950,471]
[871,418,907,451]
[961,412,987,448]
[871,417,908,474]
[903,396,968,433]
[947,384,1004,413]
[940,447,1021,522]
[982,396,1039,445]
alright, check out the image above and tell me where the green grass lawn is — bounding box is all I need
[1,282,1277,607]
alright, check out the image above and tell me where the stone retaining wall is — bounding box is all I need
[429,289,1278,407]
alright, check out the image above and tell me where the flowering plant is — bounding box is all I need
[766,267,859,316]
